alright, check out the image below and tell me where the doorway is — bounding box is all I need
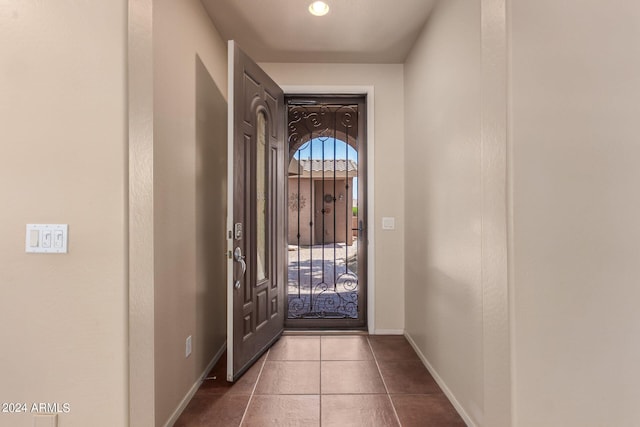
[285,96,367,329]
[226,43,374,382]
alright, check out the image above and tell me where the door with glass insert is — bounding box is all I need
[227,41,285,381]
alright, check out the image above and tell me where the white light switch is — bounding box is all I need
[26,224,68,253]
[29,229,40,247]
[382,217,396,230]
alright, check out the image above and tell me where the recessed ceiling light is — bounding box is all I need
[309,1,330,17]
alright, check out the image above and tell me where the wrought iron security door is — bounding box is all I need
[286,97,367,328]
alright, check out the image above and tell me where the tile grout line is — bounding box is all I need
[366,336,403,427]
[238,349,270,427]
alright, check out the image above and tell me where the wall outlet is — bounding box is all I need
[34,414,58,427]
[185,335,192,358]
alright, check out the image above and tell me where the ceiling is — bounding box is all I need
[200,0,437,64]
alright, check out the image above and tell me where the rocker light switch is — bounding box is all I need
[29,229,40,247]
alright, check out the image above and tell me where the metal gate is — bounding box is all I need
[285,97,366,328]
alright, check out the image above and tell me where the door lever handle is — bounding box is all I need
[234,247,246,289]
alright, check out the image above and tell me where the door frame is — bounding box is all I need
[281,85,376,334]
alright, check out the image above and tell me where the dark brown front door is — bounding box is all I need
[227,41,285,381]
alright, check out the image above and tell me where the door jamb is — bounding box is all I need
[225,44,236,381]
[281,85,376,334]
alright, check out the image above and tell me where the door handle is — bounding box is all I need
[234,247,246,289]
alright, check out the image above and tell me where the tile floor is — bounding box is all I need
[175,335,465,427]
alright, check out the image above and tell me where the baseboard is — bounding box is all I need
[404,332,476,427]
[372,329,404,335]
[284,330,368,336]
[164,342,227,427]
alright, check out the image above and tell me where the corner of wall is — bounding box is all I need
[402,0,511,425]
[151,1,229,425]
[129,0,156,425]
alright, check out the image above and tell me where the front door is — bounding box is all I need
[227,41,285,381]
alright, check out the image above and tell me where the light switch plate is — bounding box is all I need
[382,217,396,230]
[26,224,68,253]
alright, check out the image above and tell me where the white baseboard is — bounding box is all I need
[164,342,227,427]
[404,332,476,427]
[372,329,404,335]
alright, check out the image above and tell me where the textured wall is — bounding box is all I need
[152,0,228,425]
[403,0,513,424]
[0,2,128,426]
[403,0,485,424]
[510,0,640,425]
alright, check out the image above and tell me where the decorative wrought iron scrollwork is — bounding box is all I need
[287,101,360,321]
[288,104,358,158]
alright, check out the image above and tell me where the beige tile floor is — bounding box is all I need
[175,335,466,427]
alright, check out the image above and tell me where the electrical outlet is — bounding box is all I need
[34,414,58,427]
[185,335,192,358]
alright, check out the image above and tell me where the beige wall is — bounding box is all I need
[510,1,640,425]
[8,1,637,426]
[153,0,228,425]
[261,63,406,332]
[0,2,128,427]
[403,0,485,424]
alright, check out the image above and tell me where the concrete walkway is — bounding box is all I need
[287,241,359,319]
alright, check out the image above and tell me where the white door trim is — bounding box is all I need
[281,85,376,334]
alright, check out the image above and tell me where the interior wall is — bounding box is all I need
[195,53,228,396]
[129,0,155,424]
[403,0,485,424]
[0,2,128,427]
[153,0,228,425]
[260,62,406,332]
[510,1,640,425]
